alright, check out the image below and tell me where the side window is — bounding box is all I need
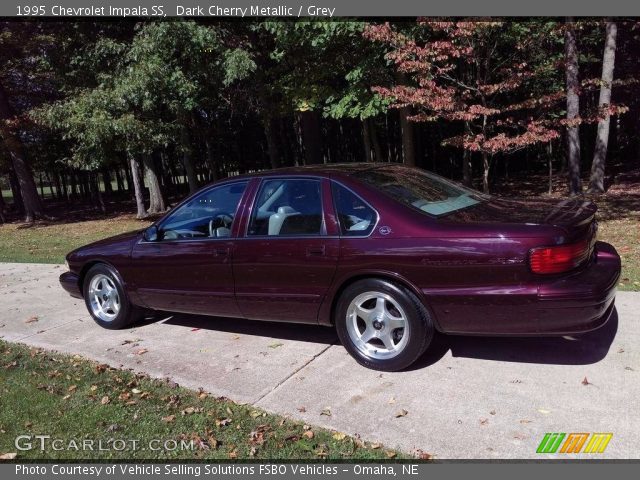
[248,179,323,236]
[159,182,247,240]
[332,182,376,236]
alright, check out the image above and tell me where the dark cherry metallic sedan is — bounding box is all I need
[60,164,621,371]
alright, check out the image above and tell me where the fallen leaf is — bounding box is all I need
[268,342,284,349]
[62,395,71,401]
[370,442,382,449]
[228,450,237,459]
[67,385,77,393]
[385,450,397,459]
[250,411,261,418]
[395,409,408,418]
[24,316,38,324]
[100,396,110,405]
[537,409,551,415]
[489,410,496,415]
[162,415,176,424]
[519,419,533,424]
[303,424,311,431]
[297,406,306,413]
[480,418,489,425]
[618,348,625,353]
[416,450,432,460]
[119,392,131,401]
[388,397,396,405]
[216,418,232,427]
[303,430,314,439]
[131,388,142,394]
[134,348,148,356]
[95,364,108,373]
[181,407,202,415]
[332,432,346,441]
[226,406,233,416]
[0,453,17,460]
[581,376,592,386]
[320,407,332,417]
[90,385,98,392]
[24,422,32,428]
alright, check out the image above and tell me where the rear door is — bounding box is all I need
[232,177,340,324]
[129,180,249,317]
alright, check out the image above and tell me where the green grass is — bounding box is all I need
[0,341,402,460]
[0,216,152,264]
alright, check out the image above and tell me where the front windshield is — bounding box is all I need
[358,166,486,217]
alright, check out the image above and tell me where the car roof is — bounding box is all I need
[227,162,409,181]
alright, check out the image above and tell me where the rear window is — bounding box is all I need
[358,166,485,217]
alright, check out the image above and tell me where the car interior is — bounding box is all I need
[248,179,324,236]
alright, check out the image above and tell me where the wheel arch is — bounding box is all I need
[323,271,443,332]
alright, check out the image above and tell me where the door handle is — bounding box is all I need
[306,245,325,256]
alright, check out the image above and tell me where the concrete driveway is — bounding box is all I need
[1,262,638,459]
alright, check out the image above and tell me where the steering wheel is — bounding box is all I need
[208,213,234,237]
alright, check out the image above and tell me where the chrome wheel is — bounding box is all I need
[88,274,120,322]
[345,291,409,360]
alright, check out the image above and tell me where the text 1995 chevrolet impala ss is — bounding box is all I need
[60,164,621,371]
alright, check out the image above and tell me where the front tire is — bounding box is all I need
[335,278,434,371]
[83,264,142,330]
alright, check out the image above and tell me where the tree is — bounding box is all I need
[365,21,561,193]
[565,19,582,196]
[588,21,618,194]
[0,83,45,221]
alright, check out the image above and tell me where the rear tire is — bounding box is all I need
[335,278,434,371]
[83,264,142,330]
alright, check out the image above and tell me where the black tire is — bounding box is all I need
[334,278,434,371]
[83,263,142,330]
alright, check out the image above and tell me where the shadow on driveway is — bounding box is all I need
[145,308,618,370]
[412,308,619,369]
[156,312,338,345]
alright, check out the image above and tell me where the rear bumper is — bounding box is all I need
[59,271,83,299]
[427,241,621,335]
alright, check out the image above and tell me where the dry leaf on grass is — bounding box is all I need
[0,453,17,460]
[332,432,346,441]
[162,415,176,424]
[303,430,314,439]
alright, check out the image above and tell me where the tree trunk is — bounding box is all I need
[395,72,417,167]
[180,126,198,194]
[299,110,323,165]
[204,138,219,181]
[142,153,165,214]
[0,188,6,222]
[462,122,473,186]
[0,83,45,222]
[362,118,373,162]
[129,154,147,219]
[90,172,106,214]
[588,21,617,194]
[114,168,124,193]
[370,119,385,162]
[482,153,490,194]
[264,117,281,169]
[102,168,113,195]
[8,169,23,212]
[565,19,582,196]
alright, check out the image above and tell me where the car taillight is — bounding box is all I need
[529,240,590,274]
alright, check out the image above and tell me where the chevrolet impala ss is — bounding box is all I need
[60,164,621,371]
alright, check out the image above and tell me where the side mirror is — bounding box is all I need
[143,225,159,242]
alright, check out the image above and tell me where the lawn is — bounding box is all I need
[0,215,151,264]
[0,341,402,460]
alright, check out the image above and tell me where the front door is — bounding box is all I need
[130,181,249,317]
[232,177,339,323]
